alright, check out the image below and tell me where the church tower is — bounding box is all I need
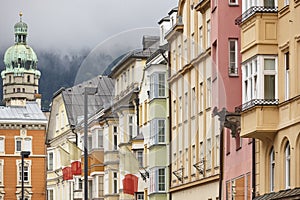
[1,12,41,106]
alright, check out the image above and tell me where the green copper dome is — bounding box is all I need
[2,13,39,75]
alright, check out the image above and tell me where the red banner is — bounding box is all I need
[62,167,73,180]
[71,161,82,175]
[123,174,138,195]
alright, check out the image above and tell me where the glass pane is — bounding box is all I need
[264,0,275,7]
[264,75,275,99]
[264,59,275,70]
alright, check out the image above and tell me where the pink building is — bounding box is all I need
[210,0,253,199]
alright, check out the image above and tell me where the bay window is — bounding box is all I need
[149,119,166,146]
[150,73,166,99]
[242,56,277,104]
[149,167,166,194]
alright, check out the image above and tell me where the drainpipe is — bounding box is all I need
[219,128,224,200]
[252,138,256,199]
[135,94,140,137]
[168,48,172,200]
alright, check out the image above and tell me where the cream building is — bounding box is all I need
[166,1,220,199]
[236,0,300,198]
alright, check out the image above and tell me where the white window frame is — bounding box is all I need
[285,142,291,189]
[47,151,54,171]
[0,137,5,153]
[17,160,31,184]
[206,20,211,48]
[136,150,143,167]
[149,167,166,194]
[199,26,203,54]
[15,136,32,153]
[55,114,59,132]
[229,0,238,5]
[284,0,290,6]
[47,188,54,200]
[61,111,65,129]
[206,138,212,170]
[128,115,134,140]
[113,172,118,194]
[150,119,166,146]
[206,78,212,108]
[229,39,238,76]
[285,52,290,100]
[0,160,4,185]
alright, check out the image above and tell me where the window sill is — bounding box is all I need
[229,73,239,77]
[228,3,239,7]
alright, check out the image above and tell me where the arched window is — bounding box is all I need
[285,142,291,189]
[270,147,275,192]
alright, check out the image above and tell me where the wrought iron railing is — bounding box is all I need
[235,98,279,112]
[235,6,278,25]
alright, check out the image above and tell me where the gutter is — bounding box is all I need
[219,128,224,199]
[168,48,172,200]
[252,138,256,199]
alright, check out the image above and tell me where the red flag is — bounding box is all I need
[71,161,81,175]
[62,167,72,180]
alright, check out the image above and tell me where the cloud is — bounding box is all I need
[0,0,177,52]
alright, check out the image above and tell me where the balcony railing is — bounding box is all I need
[235,6,278,25]
[235,99,279,112]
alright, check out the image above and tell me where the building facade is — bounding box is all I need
[0,13,47,200]
[209,0,252,199]
[166,1,220,199]
[237,0,300,198]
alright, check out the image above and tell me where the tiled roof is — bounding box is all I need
[62,75,114,126]
[254,188,300,200]
[0,101,47,122]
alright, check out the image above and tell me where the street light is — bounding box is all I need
[84,86,97,200]
[21,151,30,200]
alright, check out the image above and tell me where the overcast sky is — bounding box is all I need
[0,0,177,53]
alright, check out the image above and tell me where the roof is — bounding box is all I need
[62,75,114,126]
[158,16,170,24]
[0,101,47,123]
[254,188,300,200]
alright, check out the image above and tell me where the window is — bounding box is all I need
[178,45,182,69]
[206,138,212,169]
[55,114,59,131]
[285,52,289,100]
[27,75,30,83]
[48,152,54,171]
[0,160,4,184]
[137,150,143,167]
[150,73,166,99]
[136,193,144,200]
[179,96,182,122]
[236,132,242,150]
[88,135,92,152]
[285,142,290,189]
[215,135,220,167]
[22,88,25,93]
[98,176,104,197]
[158,168,166,191]
[184,92,188,120]
[284,0,289,6]
[74,177,83,190]
[264,0,275,7]
[264,58,276,99]
[191,33,195,59]
[242,56,277,103]
[113,126,118,150]
[192,87,196,116]
[15,137,32,153]
[128,115,134,140]
[206,20,211,48]
[229,0,238,5]
[47,189,54,200]
[19,164,30,182]
[97,129,103,148]
[0,137,4,153]
[184,39,188,64]
[200,82,204,111]
[199,26,203,54]
[150,119,166,145]
[270,148,275,192]
[206,78,212,108]
[61,111,65,129]
[113,172,118,193]
[229,39,238,75]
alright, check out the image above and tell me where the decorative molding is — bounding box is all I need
[279,41,290,52]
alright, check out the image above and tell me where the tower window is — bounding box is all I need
[27,75,30,83]
[17,88,20,93]
[22,88,25,93]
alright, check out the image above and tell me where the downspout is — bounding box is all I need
[252,138,256,199]
[168,48,172,200]
[219,128,224,200]
[135,95,140,137]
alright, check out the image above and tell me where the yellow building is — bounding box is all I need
[166,1,220,199]
[236,0,300,198]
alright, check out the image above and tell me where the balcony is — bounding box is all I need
[237,99,279,141]
[236,6,278,61]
